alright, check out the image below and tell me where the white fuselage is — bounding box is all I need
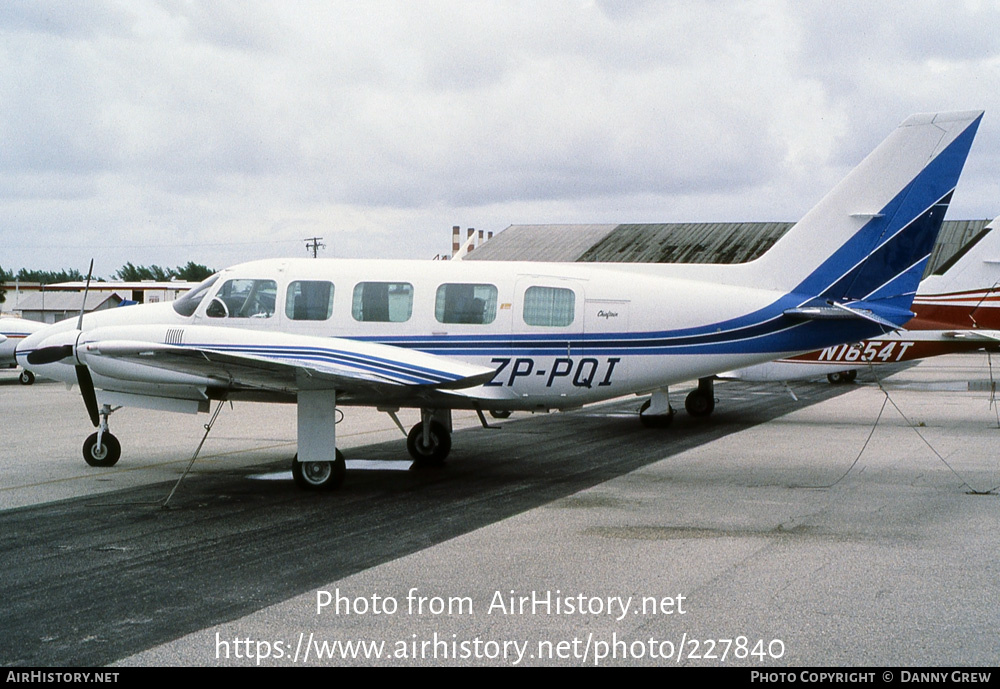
[19,258,868,412]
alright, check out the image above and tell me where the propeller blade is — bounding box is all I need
[26,344,74,365]
[76,364,101,427]
[77,259,94,331]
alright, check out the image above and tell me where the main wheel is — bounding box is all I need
[83,432,121,467]
[489,409,512,419]
[844,369,858,383]
[684,389,715,417]
[827,371,847,384]
[292,449,346,490]
[639,400,674,429]
[407,421,451,466]
[18,370,34,385]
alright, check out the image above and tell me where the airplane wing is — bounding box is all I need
[941,329,1000,342]
[80,324,498,398]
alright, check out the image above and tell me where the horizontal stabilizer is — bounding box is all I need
[783,300,911,329]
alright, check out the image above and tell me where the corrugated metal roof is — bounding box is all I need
[464,224,617,262]
[16,291,123,312]
[925,219,993,275]
[579,222,791,264]
[469,219,994,278]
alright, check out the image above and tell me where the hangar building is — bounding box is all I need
[463,220,992,277]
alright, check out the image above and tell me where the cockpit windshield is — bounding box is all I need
[172,274,220,317]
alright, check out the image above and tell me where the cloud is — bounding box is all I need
[1,0,997,273]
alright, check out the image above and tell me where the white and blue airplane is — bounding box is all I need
[17,111,983,490]
[0,317,47,384]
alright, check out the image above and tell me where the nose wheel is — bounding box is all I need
[83,431,121,467]
[82,403,121,467]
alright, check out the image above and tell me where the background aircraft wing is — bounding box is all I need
[941,329,1000,342]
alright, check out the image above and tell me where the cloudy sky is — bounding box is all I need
[3,0,999,276]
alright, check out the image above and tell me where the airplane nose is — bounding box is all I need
[16,326,79,381]
[14,328,44,365]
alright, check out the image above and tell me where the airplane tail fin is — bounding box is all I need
[748,111,983,328]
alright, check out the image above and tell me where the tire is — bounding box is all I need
[638,400,674,429]
[844,369,858,383]
[489,409,512,419]
[684,389,715,417]
[19,370,34,385]
[406,421,451,466]
[292,449,346,490]
[827,372,846,384]
[83,432,121,467]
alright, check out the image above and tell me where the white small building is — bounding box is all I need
[16,291,125,324]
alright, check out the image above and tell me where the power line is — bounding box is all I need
[304,236,326,258]
[7,239,302,250]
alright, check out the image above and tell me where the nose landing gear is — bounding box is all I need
[82,404,121,467]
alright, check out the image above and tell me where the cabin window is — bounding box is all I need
[522,286,575,327]
[286,280,334,321]
[435,283,498,324]
[352,282,413,322]
[205,278,277,318]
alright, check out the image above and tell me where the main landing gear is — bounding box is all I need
[640,377,718,428]
[82,404,121,467]
[639,388,674,428]
[826,370,857,384]
[292,449,346,491]
[18,370,34,385]
[406,409,453,466]
[684,377,716,418]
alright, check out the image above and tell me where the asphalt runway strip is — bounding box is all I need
[0,381,851,666]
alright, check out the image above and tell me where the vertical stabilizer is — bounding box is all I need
[749,112,983,321]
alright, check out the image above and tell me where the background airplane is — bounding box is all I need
[16,111,983,490]
[724,217,1000,387]
[0,317,47,384]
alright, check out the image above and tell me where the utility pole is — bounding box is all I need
[304,237,326,258]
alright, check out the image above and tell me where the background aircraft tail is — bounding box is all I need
[909,218,1000,330]
[744,111,983,327]
[918,218,1000,295]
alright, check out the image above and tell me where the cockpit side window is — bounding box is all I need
[173,275,220,317]
[205,279,277,318]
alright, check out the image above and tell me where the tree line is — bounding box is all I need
[0,262,214,304]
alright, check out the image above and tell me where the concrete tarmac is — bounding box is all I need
[2,353,999,667]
